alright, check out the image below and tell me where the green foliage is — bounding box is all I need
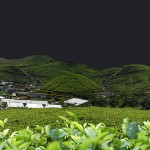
[1,55,150,109]
[92,64,150,109]
[0,55,102,85]
[102,64,150,92]
[0,55,56,83]
[0,65,30,83]
[0,112,150,149]
[24,61,103,85]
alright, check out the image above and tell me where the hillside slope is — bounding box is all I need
[24,62,101,84]
[0,55,150,97]
[0,55,56,83]
[100,64,150,92]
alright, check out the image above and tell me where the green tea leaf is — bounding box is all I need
[85,127,96,138]
[46,142,61,150]
[126,122,138,139]
[66,111,78,121]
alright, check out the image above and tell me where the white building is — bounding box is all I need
[26,104,44,108]
[8,102,24,108]
[64,98,88,106]
[0,98,62,108]
[0,96,5,99]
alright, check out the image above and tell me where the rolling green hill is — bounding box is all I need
[101,64,150,92]
[42,72,103,95]
[0,55,150,91]
[0,55,57,83]
[0,55,102,84]
[1,55,123,86]
[23,61,101,84]
[93,64,150,108]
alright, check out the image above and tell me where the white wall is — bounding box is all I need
[1,98,62,108]
[46,105,62,108]
[7,102,24,108]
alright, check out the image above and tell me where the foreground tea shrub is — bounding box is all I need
[0,112,150,149]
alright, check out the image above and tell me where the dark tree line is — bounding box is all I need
[90,90,150,110]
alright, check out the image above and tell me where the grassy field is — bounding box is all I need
[0,107,150,132]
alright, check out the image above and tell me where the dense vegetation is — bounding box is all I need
[0,55,102,85]
[0,107,150,132]
[102,64,150,92]
[0,111,150,149]
[94,64,150,109]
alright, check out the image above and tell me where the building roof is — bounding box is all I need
[46,105,62,108]
[64,98,88,105]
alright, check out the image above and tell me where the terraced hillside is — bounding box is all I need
[24,62,102,83]
[0,55,103,85]
[101,64,150,92]
[0,55,56,83]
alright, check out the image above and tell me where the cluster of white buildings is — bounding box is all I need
[0,96,88,109]
[0,96,62,108]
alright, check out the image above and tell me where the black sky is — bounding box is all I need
[0,2,150,70]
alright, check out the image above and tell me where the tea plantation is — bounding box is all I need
[0,108,150,149]
[0,107,150,132]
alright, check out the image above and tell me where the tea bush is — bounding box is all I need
[0,112,150,149]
